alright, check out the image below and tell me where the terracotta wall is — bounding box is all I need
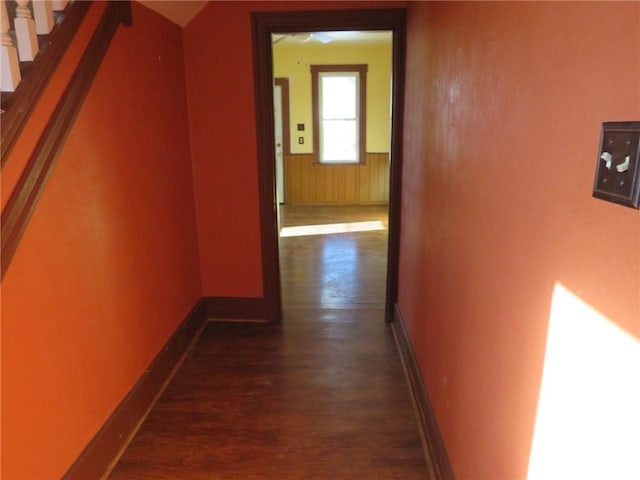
[400,2,640,479]
[0,3,201,478]
[183,1,402,297]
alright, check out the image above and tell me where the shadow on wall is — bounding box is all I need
[527,282,640,479]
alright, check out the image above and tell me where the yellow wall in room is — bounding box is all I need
[273,40,392,154]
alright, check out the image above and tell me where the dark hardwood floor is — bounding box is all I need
[108,205,431,479]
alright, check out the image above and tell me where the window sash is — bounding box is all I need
[319,72,359,163]
[311,64,367,165]
[321,119,358,162]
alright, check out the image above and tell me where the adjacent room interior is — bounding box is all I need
[271,29,393,312]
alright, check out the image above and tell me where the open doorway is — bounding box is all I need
[272,30,393,312]
[251,9,406,323]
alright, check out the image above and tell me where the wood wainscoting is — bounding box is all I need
[284,152,389,204]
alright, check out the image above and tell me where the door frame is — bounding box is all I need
[251,8,407,323]
[274,77,290,204]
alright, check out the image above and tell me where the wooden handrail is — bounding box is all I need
[1,1,131,280]
[1,1,91,166]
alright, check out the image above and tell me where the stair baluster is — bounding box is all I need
[14,0,39,61]
[33,0,54,35]
[0,0,21,92]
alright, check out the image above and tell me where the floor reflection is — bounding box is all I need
[279,205,388,310]
[319,236,358,307]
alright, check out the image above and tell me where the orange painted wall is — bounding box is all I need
[400,2,640,479]
[183,1,404,297]
[0,3,201,478]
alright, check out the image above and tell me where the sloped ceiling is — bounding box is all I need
[136,2,392,44]
[137,0,207,27]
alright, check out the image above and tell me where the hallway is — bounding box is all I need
[109,205,430,479]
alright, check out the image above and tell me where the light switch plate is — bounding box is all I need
[593,121,640,209]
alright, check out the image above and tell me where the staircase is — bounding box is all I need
[1,0,89,166]
[1,0,70,100]
[1,0,131,280]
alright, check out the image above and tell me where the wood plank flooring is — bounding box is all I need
[108,205,430,479]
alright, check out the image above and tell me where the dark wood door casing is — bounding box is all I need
[252,8,407,323]
[274,77,290,156]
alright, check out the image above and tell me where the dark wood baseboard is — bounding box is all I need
[64,299,437,479]
[62,299,207,480]
[62,295,269,479]
[203,296,270,323]
[392,303,455,480]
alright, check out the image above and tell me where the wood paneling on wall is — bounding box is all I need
[284,153,389,204]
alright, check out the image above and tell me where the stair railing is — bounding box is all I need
[1,1,131,280]
[1,0,69,93]
[1,0,89,165]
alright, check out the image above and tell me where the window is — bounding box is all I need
[311,65,367,164]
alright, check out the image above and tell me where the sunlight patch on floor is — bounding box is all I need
[280,220,386,237]
[528,282,640,480]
